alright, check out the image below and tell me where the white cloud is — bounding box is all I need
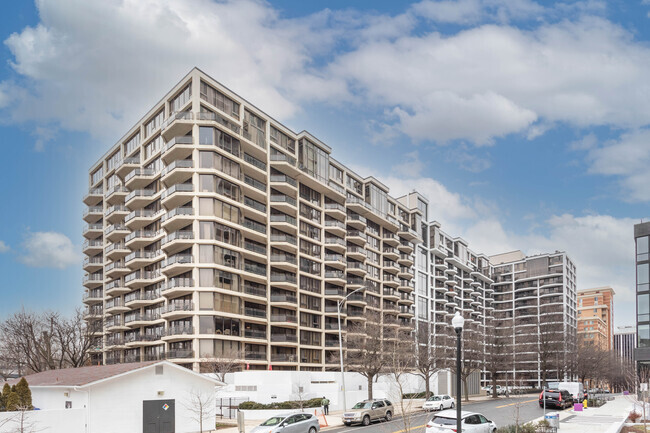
[3,1,650,152]
[19,231,80,269]
[0,241,9,253]
[585,129,650,202]
[330,16,650,144]
[1,0,348,140]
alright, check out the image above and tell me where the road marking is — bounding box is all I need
[495,399,538,409]
[393,424,427,433]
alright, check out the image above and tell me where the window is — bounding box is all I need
[299,184,321,206]
[298,139,329,182]
[300,221,320,241]
[640,324,650,348]
[639,236,650,262]
[170,84,191,113]
[300,202,321,223]
[124,133,141,155]
[269,125,295,153]
[329,165,343,184]
[91,167,103,185]
[145,135,163,160]
[243,110,266,148]
[347,175,362,195]
[200,81,240,119]
[639,263,650,292]
[639,294,650,323]
[145,109,164,138]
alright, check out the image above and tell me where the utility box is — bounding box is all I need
[237,410,245,433]
[545,412,560,428]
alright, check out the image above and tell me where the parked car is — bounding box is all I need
[422,395,456,411]
[342,399,394,426]
[425,409,497,433]
[250,413,320,433]
[538,389,574,409]
[484,385,507,395]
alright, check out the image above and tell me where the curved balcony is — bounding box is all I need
[269,173,297,196]
[324,201,346,218]
[105,318,129,332]
[125,250,164,269]
[83,223,103,240]
[346,275,365,289]
[82,289,103,305]
[162,254,194,277]
[125,209,162,230]
[324,254,346,270]
[125,229,165,249]
[125,269,164,289]
[125,291,162,308]
[269,213,297,232]
[269,193,297,214]
[125,189,157,209]
[383,260,399,274]
[161,159,194,186]
[105,185,128,206]
[270,254,297,272]
[116,157,139,178]
[397,240,414,254]
[105,279,130,296]
[125,168,158,190]
[398,267,414,280]
[161,207,194,232]
[270,294,298,309]
[397,254,414,267]
[383,274,399,288]
[382,247,399,261]
[270,314,298,327]
[83,239,103,255]
[83,274,103,288]
[161,301,194,320]
[346,229,366,246]
[324,236,346,254]
[397,224,419,242]
[162,327,195,342]
[83,206,103,224]
[105,242,129,260]
[324,218,346,237]
[104,205,129,224]
[105,224,129,242]
[382,288,400,301]
[105,260,130,278]
[346,261,366,277]
[161,183,194,209]
[324,270,346,286]
[105,298,129,314]
[383,232,399,247]
[162,277,195,297]
[346,213,367,231]
[346,196,370,215]
[162,230,194,255]
[346,245,366,261]
[83,187,103,206]
[161,134,194,165]
[346,292,366,307]
[83,256,104,272]
[269,152,300,177]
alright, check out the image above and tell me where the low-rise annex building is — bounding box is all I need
[0,361,222,433]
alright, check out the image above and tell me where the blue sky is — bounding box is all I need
[0,0,648,326]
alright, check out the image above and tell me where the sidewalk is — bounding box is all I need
[213,394,527,432]
[530,395,637,433]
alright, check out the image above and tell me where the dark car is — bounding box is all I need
[539,390,573,409]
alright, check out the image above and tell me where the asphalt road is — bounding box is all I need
[326,394,569,433]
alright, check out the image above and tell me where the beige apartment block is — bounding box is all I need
[82,68,423,371]
[490,250,577,387]
[577,286,615,351]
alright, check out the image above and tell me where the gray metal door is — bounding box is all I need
[143,399,175,433]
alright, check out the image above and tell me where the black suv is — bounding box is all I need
[539,389,573,409]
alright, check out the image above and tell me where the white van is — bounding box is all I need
[558,382,585,402]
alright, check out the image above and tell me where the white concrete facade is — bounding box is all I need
[1,362,220,433]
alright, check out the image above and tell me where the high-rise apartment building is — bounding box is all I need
[635,222,650,371]
[614,325,636,362]
[489,250,577,387]
[577,286,615,350]
[412,219,494,393]
[82,68,423,371]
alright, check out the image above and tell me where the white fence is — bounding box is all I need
[0,408,85,433]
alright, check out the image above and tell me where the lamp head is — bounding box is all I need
[451,312,465,331]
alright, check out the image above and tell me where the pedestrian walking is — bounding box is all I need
[321,396,330,415]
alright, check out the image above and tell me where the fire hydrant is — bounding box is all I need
[583,398,588,409]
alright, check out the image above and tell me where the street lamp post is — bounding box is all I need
[337,286,366,412]
[452,312,465,433]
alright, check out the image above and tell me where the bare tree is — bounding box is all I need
[8,405,40,433]
[535,315,564,387]
[484,319,514,398]
[415,323,448,399]
[345,311,387,400]
[0,308,95,375]
[385,323,417,432]
[200,348,243,382]
[185,389,215,433]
